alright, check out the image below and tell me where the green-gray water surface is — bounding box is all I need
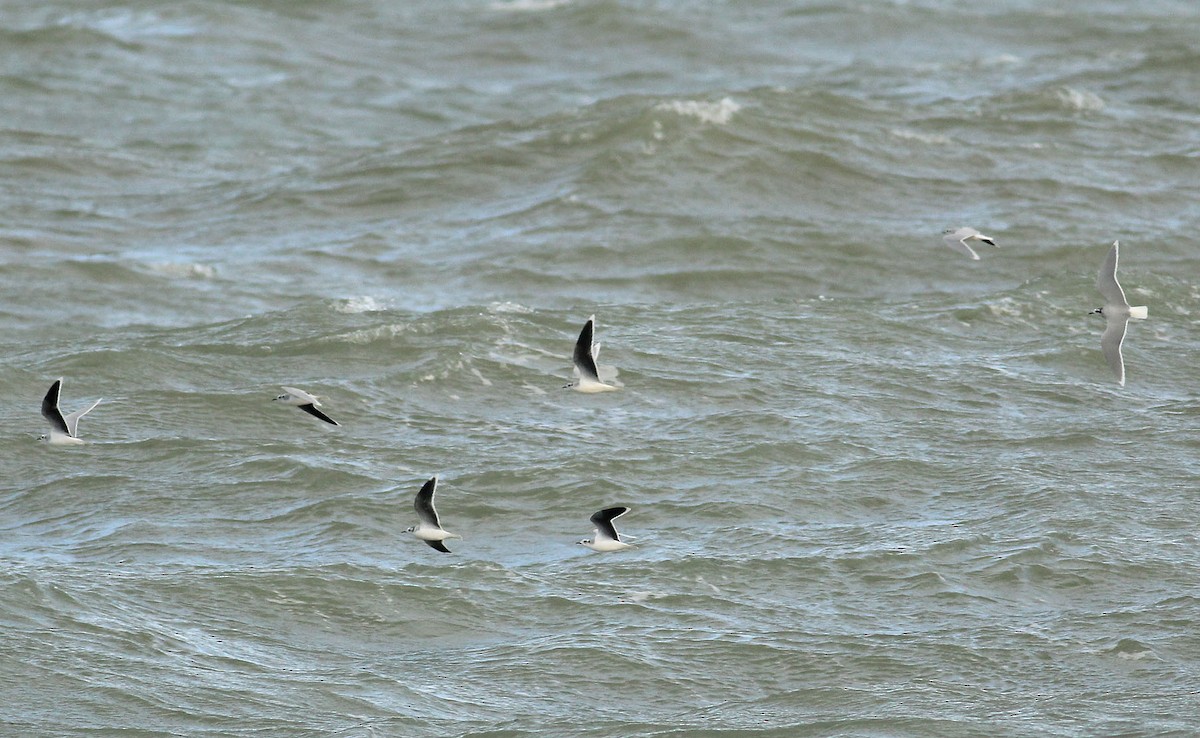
[2,1,1199,736]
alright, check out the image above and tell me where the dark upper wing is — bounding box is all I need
[425,539,452,553]
[573,317,601,381]
[41,379,70,435]
[299,403,339,426]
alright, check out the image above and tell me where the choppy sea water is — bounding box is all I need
[2,1,1199,736]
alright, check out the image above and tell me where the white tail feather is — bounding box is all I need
[1129,306,1148,319]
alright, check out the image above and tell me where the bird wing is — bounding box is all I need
[299,403,339,425]
[1100,315,1128,386]
[942,232,980,260]
[282,386,318,404]
[414,477,441,528]
[1095,241,1129,307]
[425,539,452,553]
[589,506,629,542]
[572,317,601,382]
[41,379,70,436]
[62,398,102,437]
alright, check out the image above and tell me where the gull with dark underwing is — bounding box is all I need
[40,377,101,445]
[577,506,634,552]
[273,386,339,425]
[565,315,618,393]
[406,476,460,553]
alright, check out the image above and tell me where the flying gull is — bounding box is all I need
[40,378,101,445]
[406,476,460,553]
[942,227,997,260]
[577,506,634,552]
[1090,240,1147,386]
[565,315,618,393]
[273,386,339,425]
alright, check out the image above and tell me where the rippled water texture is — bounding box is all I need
[2,1,1199,736]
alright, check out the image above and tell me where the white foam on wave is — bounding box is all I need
[334,296,387,314]
[488,301,534,315]
[327,323,408,345]
[489,0,571,11]
[141,262,216,279]
[916,54,1022,74]
[225,72,291,90]
[1055,87,1105,112]
[58,8,198,40]
[655,97,741,125]
[470,367,493,387]
[418,358,468,384]
[985,297,1026,321]
[889,128,951,145]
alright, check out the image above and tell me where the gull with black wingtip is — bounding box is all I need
[406,476,461,553]
[577,506,634,552]
[942,227,997,261]
[273,386,339,425]
[40,377,101,445]
[565,315,618,393]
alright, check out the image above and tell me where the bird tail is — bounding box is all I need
[1129,306,1148,319]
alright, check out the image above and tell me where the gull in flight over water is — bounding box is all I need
[41,378,101,445]
[273,386,339,425]
[942,227,997,260]
[565,315,618,392]
[1090,240,1147,387]
[577,506,634,552]
[406,476,460,553]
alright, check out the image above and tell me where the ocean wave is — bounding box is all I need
[653,97,741,126]
[489,0,573,11]
[333,296,389,314]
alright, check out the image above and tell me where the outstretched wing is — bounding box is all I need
[589,506,630,542]
[572,316,601,382]
[1095,241,1129,308]
[62,398,102,437]
[299,403,339,426]
[414,476,441,528]
[1099,316,1129,386]
[424,539,452,553]
[41,379,70,436]
[942,231,980,260]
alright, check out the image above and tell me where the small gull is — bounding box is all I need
[40,378,101,445]
[405,476,460,553]
[565,315,618,393]
[273,386,339,425]
[1090,240,1147,387]
[577,506,634,552]
[942,227,997,261]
